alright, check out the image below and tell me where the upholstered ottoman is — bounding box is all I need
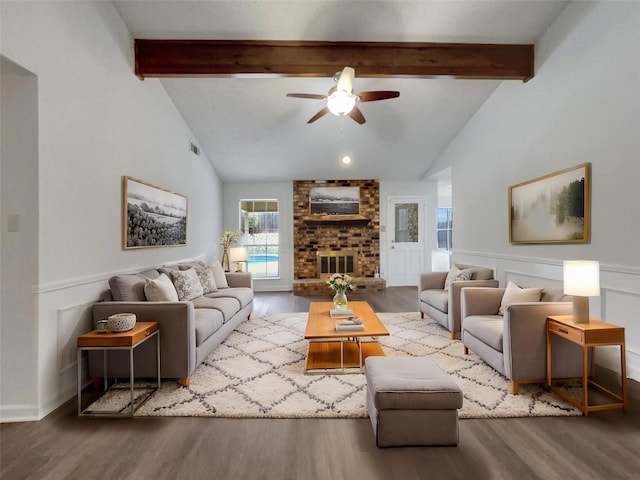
[365,356,463,447]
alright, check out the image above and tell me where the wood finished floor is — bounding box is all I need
[2,287,639,480]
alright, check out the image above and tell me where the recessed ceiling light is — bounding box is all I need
[341,155,352,165]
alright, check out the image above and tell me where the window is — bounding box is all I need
[437,208,453,251]
[240,200,279,278]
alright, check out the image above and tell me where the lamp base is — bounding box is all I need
[234,262,244,272]
[572,296,590,324]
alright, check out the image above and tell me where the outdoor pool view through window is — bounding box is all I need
[437,208,453,251]
[240,200,279,278]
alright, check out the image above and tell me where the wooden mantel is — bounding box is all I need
[302,214,370,226]
[134,40,534,81]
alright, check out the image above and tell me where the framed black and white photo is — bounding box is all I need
[123,176,188,249]
[509,163,590,244]
[309,186,360,215]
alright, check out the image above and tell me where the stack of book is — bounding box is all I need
[335,318,364,332]
[330,308,354,318]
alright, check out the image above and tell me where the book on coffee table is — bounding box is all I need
[330,308,354,318]
[335,318,365,332]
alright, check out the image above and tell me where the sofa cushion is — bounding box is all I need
[541,287,569,302]
[144,273,179,302]
[499,282,543,315]
[109,270,159,301]
[444,265,473,291]
[192,296,241,322]
[420,290,448,314]
[178,261,206,270]
[194,264,217,294]
[167,268,204,301]
[204,287,253,309]
[172,262,218,294]
[194,308,224,346]
[211,260,229,288]
[463,316,504,352]
[470,268,494,281]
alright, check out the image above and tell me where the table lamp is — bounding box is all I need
[229,246,248,272]
[563,260,600,324]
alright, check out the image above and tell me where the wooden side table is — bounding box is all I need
[77,321,160,417]
[546,315,627,416]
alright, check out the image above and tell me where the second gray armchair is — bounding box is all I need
[419,265,498,339]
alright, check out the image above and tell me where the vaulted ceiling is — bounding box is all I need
[113,1,569,183]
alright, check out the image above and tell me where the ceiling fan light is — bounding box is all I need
[327,90,356,116]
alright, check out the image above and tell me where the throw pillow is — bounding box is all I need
[498,281,543,315]
[444,265,473,291]
[211,260,229,289]
[194,264,217,294]
[168,268,204,301]
[144,273,179,302]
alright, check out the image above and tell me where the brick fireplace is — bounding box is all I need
[293,179,385,296]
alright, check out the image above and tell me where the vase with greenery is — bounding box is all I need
[327,273,354,310]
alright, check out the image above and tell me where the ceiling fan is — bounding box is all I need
[286,67,400,125]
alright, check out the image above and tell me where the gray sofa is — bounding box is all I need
[419,265,498,339]
[461,286,584,395]
[91,261,253,387]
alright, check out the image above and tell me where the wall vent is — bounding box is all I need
[189,142,200,156]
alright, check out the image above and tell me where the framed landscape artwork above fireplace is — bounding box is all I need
[309,186,360,215]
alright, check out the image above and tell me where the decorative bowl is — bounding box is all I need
[107,313,136,332]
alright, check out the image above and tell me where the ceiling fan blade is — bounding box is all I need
[307,107,330,124]
[287,93,327,100]
[337,66,355,93]
[348,106,366,125]
[357,91,400,102]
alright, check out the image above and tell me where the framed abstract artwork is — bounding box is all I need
[123,176,188,249]
[509,163,591,244]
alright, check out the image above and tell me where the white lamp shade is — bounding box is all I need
[229,246,248,263]
[563,260,600,296]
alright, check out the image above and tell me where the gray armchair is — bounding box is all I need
[419,265,498,339]
[461,286,585,395]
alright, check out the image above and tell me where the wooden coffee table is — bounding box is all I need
[304,301,389,373]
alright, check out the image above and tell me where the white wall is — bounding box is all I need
[1,58,39,417]
[222,182,294,291]
[0,2,222,421]
[427,1,640,380]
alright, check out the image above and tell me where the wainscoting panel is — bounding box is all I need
[602,288,640,380]
[56,302,94,374]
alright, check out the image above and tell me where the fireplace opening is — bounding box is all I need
[316,250,358,279]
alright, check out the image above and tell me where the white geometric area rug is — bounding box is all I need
[89,312,581,419]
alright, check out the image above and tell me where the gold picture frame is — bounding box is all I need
[123,176,188,249]
[509,163,591,244]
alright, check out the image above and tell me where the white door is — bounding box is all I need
[387,197,425,286]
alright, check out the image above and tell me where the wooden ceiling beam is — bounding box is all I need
[134,40,534,81]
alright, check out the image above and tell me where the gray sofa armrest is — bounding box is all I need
[461,287,505,319]
[502,302,574,382]
[448,279,500,333]
[419,271,448,291]
[92,301,197,379]
[225,272,253,289]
